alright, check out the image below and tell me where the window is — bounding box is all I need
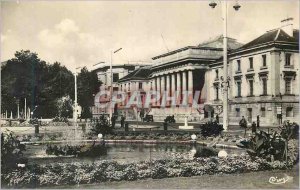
[215,69,219,79]
[249,57,253,69]
[236,108,240,117]
[261,107,266,117]
[113,73,119,82]
[286,107,293,117]
[262,78,267,95]
[249,80,254,96]
[237,60,241,72]
[139,82,143,90]
[247,108,252,122]
[285,53,291,66]
[262,54,267,67]
[236,81,241,97]
[285,78,292,94]
[215,86,219,100]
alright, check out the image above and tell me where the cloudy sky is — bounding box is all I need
[1,0,299,72]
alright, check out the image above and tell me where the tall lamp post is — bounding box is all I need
[74,67,81,138]
[209,0,241,131]
[110,48,122,119]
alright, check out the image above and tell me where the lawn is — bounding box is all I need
[68,166,299,189]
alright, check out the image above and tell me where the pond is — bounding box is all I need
[24,142,244,165]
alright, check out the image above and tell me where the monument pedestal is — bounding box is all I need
[179,117,194,129]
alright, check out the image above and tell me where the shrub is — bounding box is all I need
[1,142,298,188]
[1,132,27,172]
[123,164,138,181]
[279,121,299,139]
[180,165,193,177]
[246,130,286,161]
[194,147,218,158]
[151,163,168,179]
[200,121,224,137]
[137,169,151,179]
[52,116,68,123]
[91,115,112,135]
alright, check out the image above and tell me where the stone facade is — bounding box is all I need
[206,28,299,127]
[93,21,299,127]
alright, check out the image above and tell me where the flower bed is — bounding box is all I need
[2,140,298,188]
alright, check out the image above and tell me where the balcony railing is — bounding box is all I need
[235,70,242,74]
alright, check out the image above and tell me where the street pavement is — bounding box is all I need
[1,122,270,137]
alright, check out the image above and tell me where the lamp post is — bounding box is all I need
[74,67,81,139]
[31,105,38,119]
[209,0,241,131]
[24,98,27,120]
[16,99,20,119]
[110,48,122,119]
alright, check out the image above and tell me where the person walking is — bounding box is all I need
[215,114,219,124]
[239,116,248,138]
[251,121,257,134]
[120,115,125,128]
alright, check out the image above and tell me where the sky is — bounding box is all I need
[1,0,299,72]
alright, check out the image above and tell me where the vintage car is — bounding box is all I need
[142,114,154,122]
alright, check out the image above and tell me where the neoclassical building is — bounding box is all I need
[91,63,148,116]
[206,18,299,126]
[94,18,299,127]
[116,36,243,121]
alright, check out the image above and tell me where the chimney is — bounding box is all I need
[281,17,294,37]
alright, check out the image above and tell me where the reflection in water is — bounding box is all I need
[24,143,244,165]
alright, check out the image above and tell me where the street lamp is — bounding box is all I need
[74,67,81,139]
[30,105,38,119]
[110,48,122,119]
[209,0,241,131]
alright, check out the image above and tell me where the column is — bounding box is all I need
[136,82,139,91]
[188,70,194,91]
[152,79,156,91]
[182,71,187,106]
[171,73,176,96]
[166,75,171,106]
[177,72,181,105]
[161,75,165,93]
[188,70,194,104]
[182,71,187,91]
[166,75,170,94]
[156,77,161,106]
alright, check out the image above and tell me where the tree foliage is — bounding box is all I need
[77,67,101,119]
[1,50,100,118]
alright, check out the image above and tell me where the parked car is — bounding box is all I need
[143,114,154,122]
[165,115,176,123]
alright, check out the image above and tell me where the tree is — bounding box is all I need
[1,50,74,118]
[56,95,73,118]
[77,67,101,120]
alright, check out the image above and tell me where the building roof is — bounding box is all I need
[118,66,152,82]
[92,64,137,72]
[152,35,242,60]
[198,35,244,50]
[237,28,298,50]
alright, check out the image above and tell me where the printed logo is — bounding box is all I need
[269,174,293,185]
